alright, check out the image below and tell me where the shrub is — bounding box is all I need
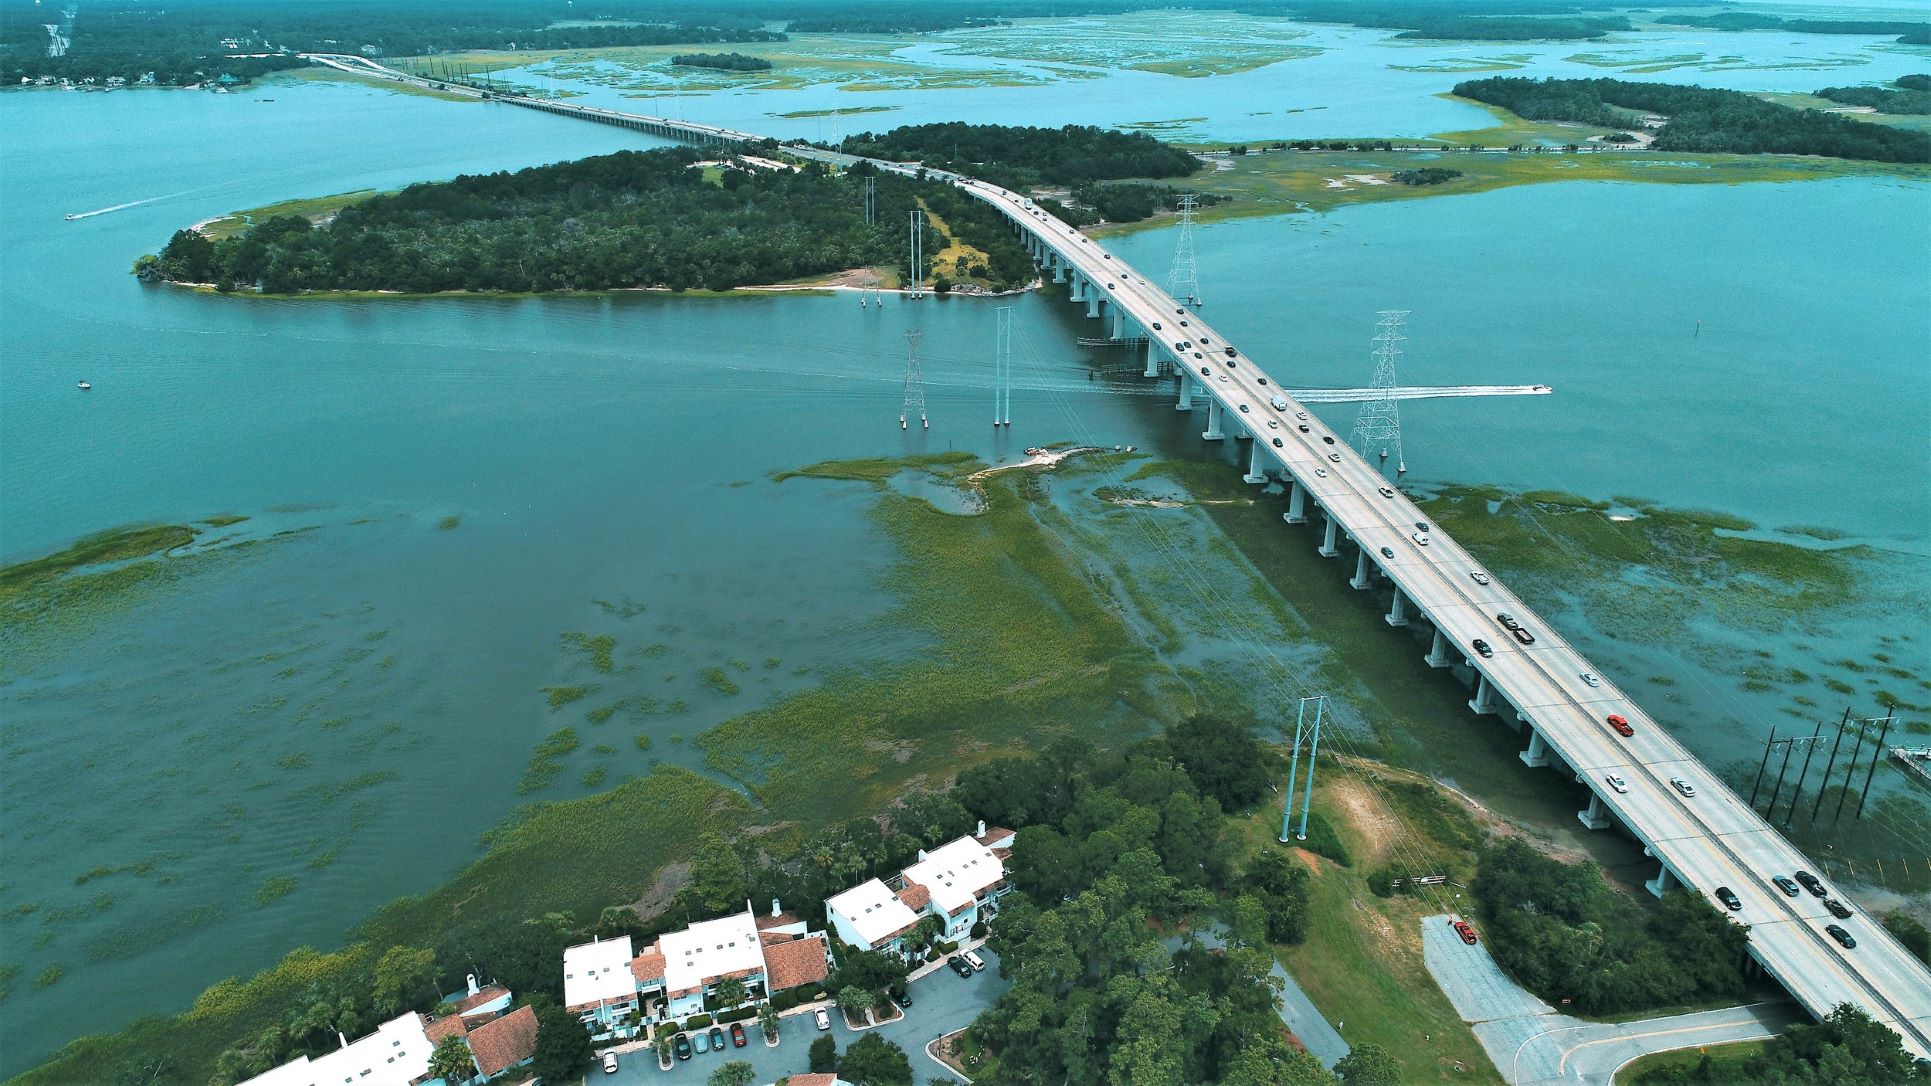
[717,1005,759,1023]
[934,940,959,954]
[685,1012,713,1029]
[970,920,987,939]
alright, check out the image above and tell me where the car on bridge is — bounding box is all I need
[1606,714,1634,737]
[1580,672,1601,688]
[1669,777,1697,797]
[1273,437,1285,447]
[1200,366,1212,376]
[1825,924,1857,949]
[1412,532,1430,546]
[1796,871,1827,897]
[1825,898,1853,920]
[1238,404,1250,413]
[1606,773,1628,794]
[1298,424,1310,433]
[1451,919,1479,945]
[1472,639,1494,658]
[1772,875,1801,897]
[1716,887,1742,911]
[1496,613,1536,644]
[1378,486,1394,498]
[1470,571,1490,585]
[1380,546,1395,558]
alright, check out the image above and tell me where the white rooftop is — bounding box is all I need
[235,1012,433,1086]
[661,909,765,995]
[827,877,919,947]
[563,934,637,1011]
[902,835,1004,914]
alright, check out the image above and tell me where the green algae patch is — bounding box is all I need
[701,666,742,696]
[561,632,617,673]
[517,727,582,794]
[252,876,297,907]
[772,450,978,485]
[543,683,594,710]
[0,524,195,602]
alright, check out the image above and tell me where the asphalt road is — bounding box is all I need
[1421,912,1804,1084]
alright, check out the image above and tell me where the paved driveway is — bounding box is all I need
[605,949,1009,1085]
[1420,914,1800,1084]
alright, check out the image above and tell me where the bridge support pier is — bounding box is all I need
[1578,793,1612,831]
[1177,376,1194,411]
[1086,293,1101,319]
[1069,275,1084,303]
[1142,340,1159,379]
[1113,312,1128,341]
[1284,480,1307,524]
[1645,864,1678,898]
[1350,548,1372,590]
[1052,257,1066,284]
[1202,400,1225,441]
[1244,440,1268,485]
[1318,515,1340,558]
[1519,729,1550,768]
[1468,674,1497,715]
[1385,588,1410,627]
[1425,627,1452,667]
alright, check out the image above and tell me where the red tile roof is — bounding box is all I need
[630,949,666,984]
[757,911,803,930]
[467,1005,539,1077]
[422,1013,470,1043]
[763,934,829,993]
[896,883,931,910]
[454,984,510,1015]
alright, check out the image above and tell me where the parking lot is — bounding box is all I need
[603,948,1007,1085]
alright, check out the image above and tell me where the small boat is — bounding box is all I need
[64,214,78,221]
[77,381,92,390]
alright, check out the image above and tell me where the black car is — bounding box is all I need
[1472,639,1494,658]
[1795,871,1827,897]
[1272,437,1284,447]
[1238,403,1249,413]
[1256,376,1267,385]
[1715,887,1742,911]
[949,956,975,978]
[1824,897,1853,920]
[1825,923,1857,949]
[1226,347,1238,357]
[675,1034,693,1061]
[1414,521,1430,533]
[1200,366,1212,376]
[1380,546,1395,558]
[709,1027,726,1052]
[1297,424,1310,433]
[1771,875,1800,897]
[1152,322,1163,330]
[891,987,914,1009]
[1321,436,1334,445]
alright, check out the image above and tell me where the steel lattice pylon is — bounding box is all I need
[908,208,925,298]
[1350,310,1409,474]
[900,330,927,430]
[1166,194,1202,308]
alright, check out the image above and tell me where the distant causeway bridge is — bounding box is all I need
[301,53,1931,1059]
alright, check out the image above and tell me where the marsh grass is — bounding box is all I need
[701,667,742,696]
[544,684,595,710]
[517,727,582,794]
[252,876,297,907]
[561,632,617,674]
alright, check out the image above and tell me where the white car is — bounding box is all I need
[1606,773,1628,794]
[602,1052,618,1074]
[814,1008,832,1031]
[1670,777,1697,797]
[1470,571,1491,585]
[1580,672,1601,688]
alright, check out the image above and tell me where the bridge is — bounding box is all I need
[303,57,1931,1059]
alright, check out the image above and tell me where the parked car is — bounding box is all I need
[730,1022,747,1048]
[1451,919,1479,945]
[1772,875,1801,897]
[814,1008,831,1031]
[949,955,975,978]
[709,1027,725,1051]
[963,949,987,972]
[676,1034,693,1061]
[1825,924,1857,949]
[1715,887,1742,911]
[1669,777,1697,797]
[891,987,913,1009]
[1606,773,1628,794]
[1796,871,1827,897]
[1824,897,1853,920]
[693,1030,712,1055]
[1472,639,1493,659]
[1606,714,1634,737]
[603,1051,619,1074]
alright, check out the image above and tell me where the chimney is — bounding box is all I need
[337,1031,349,1050]
[466,973,480,997]
[916,848,928,861]
[976,820,986,839]
[771,898,782,918]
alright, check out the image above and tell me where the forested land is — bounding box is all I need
[1040,183,1227,227]
[1657,12,1930,45]
[1816,76,1931,116]
[1454,76,1931,162]
[1629,1005,1929,1085]
[0,0,783,86]
[137,149,1036,294]
[670,52,774,72]
[1474,838,1749,1016]
[839,122,1202,191]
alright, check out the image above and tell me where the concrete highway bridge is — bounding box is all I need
[302,58,1931,1058]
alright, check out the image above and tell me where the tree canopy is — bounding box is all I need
[839,123,1202,191]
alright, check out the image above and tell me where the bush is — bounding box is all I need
[1366,868,1396,898]
[717,1005,759,1023]
[769,988,802,1011]
[934,940,959,954]
[685,1012,713,1029]
[969,921,987,939]
[1294,810,1351,867]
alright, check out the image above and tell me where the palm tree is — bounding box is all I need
[758,1003,780,1042]
[713,976,748,1009]
[836,986,875,1025]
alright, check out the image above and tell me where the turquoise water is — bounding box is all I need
[2,27,1928,1071]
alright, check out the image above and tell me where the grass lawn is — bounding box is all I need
[1616,1038,1777,1083]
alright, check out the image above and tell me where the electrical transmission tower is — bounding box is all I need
[1350,310,1409,475]
[907,209,925,298]
[864,177,876,226]
[1166,194,1202,308]
[993,307,1014,427]
[900,330,927,430]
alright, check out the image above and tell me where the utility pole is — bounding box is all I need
[864,176,875,226]
[907,208,924,298]
[1765,734,1798,817]
[1809,708,1851,824]
[1350,310,1409,475]
[1296,701,1327,842]
[1854,712,1893,820]
[1832,719,1867,826]
[1166,193,1202,308]
[900,330,926,430]
[1749,724,1778,809]
[1783,717,1825,828]
[1280,696,1326,844]
[993,307,1013,427]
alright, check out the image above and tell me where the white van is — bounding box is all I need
[962,949,986,972]
[1269,394,1290,412]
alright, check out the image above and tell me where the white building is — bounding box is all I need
[237,1013,437,1086]
[896,832,1010,941]
[563,935,643,1039]
[659,909,766,1019]
[825,878,922,958]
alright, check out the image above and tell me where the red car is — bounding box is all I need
[729,1022,747,1048]
[1606,714,1634,738]
[1451,919,1479,945]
